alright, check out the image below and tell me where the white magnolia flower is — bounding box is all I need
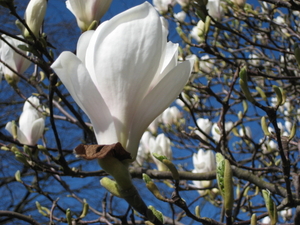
[199,54,214,73]
[161,106,181,126]
[6,96,45,145]
[280,208,292,221]
[51,2,193,160]
[211,122,233,141]
[249,53,260,66]
[190,20,205,43]
[23,0,47,38]
[150,133,172,171]
[174,11,186,22]
[207,0,224,21]
[238,126,252,138]
[0,35,31,85]
[284,120,292,133]
[176,0,190,7]
[195,118,212,141]
[192,149,216,195]
[153,0,176,14]
[261,216,270,224]
[66,0,112,31]
[136,131,155,165]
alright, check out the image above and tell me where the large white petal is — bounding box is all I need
[29,117,45,145]
[86,2,164,144]
[76,30,94,64]
[127,60,193,158]
[150,42,178,88]
[51,51,117,144]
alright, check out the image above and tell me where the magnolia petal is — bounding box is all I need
[29,117,45,145]
[76,30,94,64]
[51,51,117,144]
[128,60,193,158]
[86,2,164,143]
[5,122,29,145]
[151,42,178,88]
[67,0,112,31]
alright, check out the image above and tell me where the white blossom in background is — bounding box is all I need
[150,133,172,171]
[238,126,252,138]
[136,131,155,165]
[66,0,112,31]
[190,20,206,43]
[280,208,292,221]
[207,0,224,21]
[176,0,190,7]
[261,216,270,224]
[231,0,246,8]
[192,149,216,195]
[147,115,161,134]
[261,138,278,154]
[199,54,214,73]
[249,53,261,66]
[153,0,176,14]
[195,118,212,141]
[174,11,186,22]
[23,0,47,38]
[211,121,233,141]
[6,96,45,145]
[161,106,182,126]
[0,35,31,85]
[284,120,292,133]
[51,2,193,160]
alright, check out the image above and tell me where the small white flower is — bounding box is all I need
[195,118,212,141]
[150,133,172,171]
[23,0,47,38]
[5,96,45,145]
[280,208,292,221]
[192,149,216,195]
[66,0,112,31]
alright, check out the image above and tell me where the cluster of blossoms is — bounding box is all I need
[136,131,172,171]
[0,0,47,86]
[148,106,183,133]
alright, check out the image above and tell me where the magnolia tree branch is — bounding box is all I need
[0,211,41,225]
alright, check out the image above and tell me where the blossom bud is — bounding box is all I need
[79,200,89,219]
[272,85,283,107]
[255,86,267,102]
[148,205,164,224]
[262,189,277,225]
[143,174,166,201]
[224,159,234,217]
[99,177,123,198]
[195,205,201,217]
[66,208,72,225]
[294,43,300,66]
[251,214,257,225]
[239,67,256,103]
[36,201,48,217]
[15,170,22,182]
[176,26,190,43]
[23,0,47,39]
[288,123,296,141]
[261,116,271,136]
